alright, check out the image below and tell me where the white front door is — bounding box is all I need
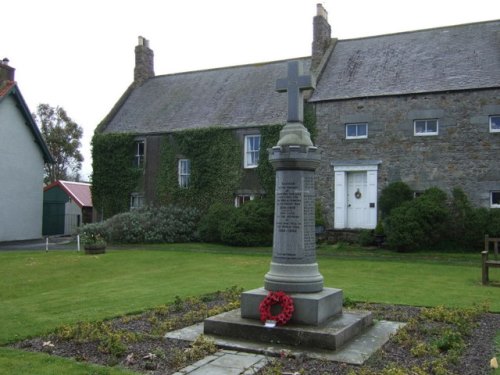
[347,172,368,228]
[333,161,380,230]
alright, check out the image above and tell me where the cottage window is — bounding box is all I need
[490,115,500,133]
[234,194,254,207]
[491,191,500,208]
[134,140,145,168]
[244,135,260,168]
[178,159,191,188]
[130,193,144,210]
[346,123,368,139]
[414,119,438,136]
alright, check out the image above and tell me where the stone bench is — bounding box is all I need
[482,235,500,285]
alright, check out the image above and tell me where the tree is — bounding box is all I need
[34,104,83,184]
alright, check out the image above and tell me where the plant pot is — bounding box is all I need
[84,245,106,254]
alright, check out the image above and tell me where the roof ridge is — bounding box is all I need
[337,18,500,43]
[152,56,311,80]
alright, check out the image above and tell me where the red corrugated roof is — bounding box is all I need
[44,180,92,208]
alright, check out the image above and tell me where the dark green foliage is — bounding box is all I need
[357,229,375,246]
[156,128,242,212]
[447,188,489,248]
[487,209,500,237]
[91,133,141,219]
[35,103,84,183]
[256,125,282,198]
[385,188,449,252]
[379,181,414,218]
[220,199,275,246]
[198,203,236,243]
[80,206,200,244]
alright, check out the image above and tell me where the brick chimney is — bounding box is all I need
[134,36,154,86]
[0,58,15,82]
[311,4,332,72]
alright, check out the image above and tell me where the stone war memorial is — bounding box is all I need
[171,61,403,364]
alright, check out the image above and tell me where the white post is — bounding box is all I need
[45,237,49,252]
[77,234,80,252]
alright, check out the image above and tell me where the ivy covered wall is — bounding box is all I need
[91,104,316,219]
[91,133,142,219]
[156,127,243,212]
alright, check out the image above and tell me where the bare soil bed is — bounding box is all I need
[10,292,500,375]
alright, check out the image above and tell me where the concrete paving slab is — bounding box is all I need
[171,350,268,375]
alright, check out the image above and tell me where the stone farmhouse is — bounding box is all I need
[97,5,500,230]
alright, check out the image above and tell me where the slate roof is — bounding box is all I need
[102,58,310,134]
[0,81,54,163]
[44,180,92,208]
[310,20,500,102]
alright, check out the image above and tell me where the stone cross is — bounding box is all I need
[276,61,314,123]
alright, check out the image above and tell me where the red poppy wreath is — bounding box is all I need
[259,291,294,326]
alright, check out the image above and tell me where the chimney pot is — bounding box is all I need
[316,3,328,20]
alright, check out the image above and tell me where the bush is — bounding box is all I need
[198,203,236,243]
[220,199,274,246]
[447,188,489,249]
[379,181,413,218]
[487,209,500,237]
[80,205,200,244]
[385,188,449,252]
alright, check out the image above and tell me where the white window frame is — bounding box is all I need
[234,194,255,207]
[130,193,144,210]
[491,191,500,208]
[178,159,191,188]
[414,119,438,136]
[244,135,260,169]
[345,123,368,139]
[489,115,500,133]
[134,140,145,168]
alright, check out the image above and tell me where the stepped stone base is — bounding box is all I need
[241,287,343,326]
[204,308,373,351]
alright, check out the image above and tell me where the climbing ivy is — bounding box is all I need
[256,103,317,198]
[156,128,242,212]
[91,103,316,220]
[91,133,141,219]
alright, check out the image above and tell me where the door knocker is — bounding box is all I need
[354,189,362,199]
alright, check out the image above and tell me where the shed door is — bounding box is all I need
[42,203,65,235]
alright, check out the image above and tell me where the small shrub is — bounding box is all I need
[198,202,235,242]
[220,198,274,246]
[384,188,449,252]
[357,229,375,246]
[80,205,200,244]
[379,181,413,218]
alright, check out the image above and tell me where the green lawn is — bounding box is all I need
[0,243,498,374]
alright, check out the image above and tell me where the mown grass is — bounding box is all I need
[0,243,498,374]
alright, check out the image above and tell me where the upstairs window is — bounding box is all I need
[178,159,191,188]
[345,123,368,139]
[134,140,145,168]
[490,115,500,133]
[130,193,144,210]
[414,119,438,136]
[244,135,260,168]
[491,191,500,208]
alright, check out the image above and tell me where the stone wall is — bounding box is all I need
[314,88,500,228]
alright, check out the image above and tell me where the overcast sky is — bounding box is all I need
[3,0,499,180]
